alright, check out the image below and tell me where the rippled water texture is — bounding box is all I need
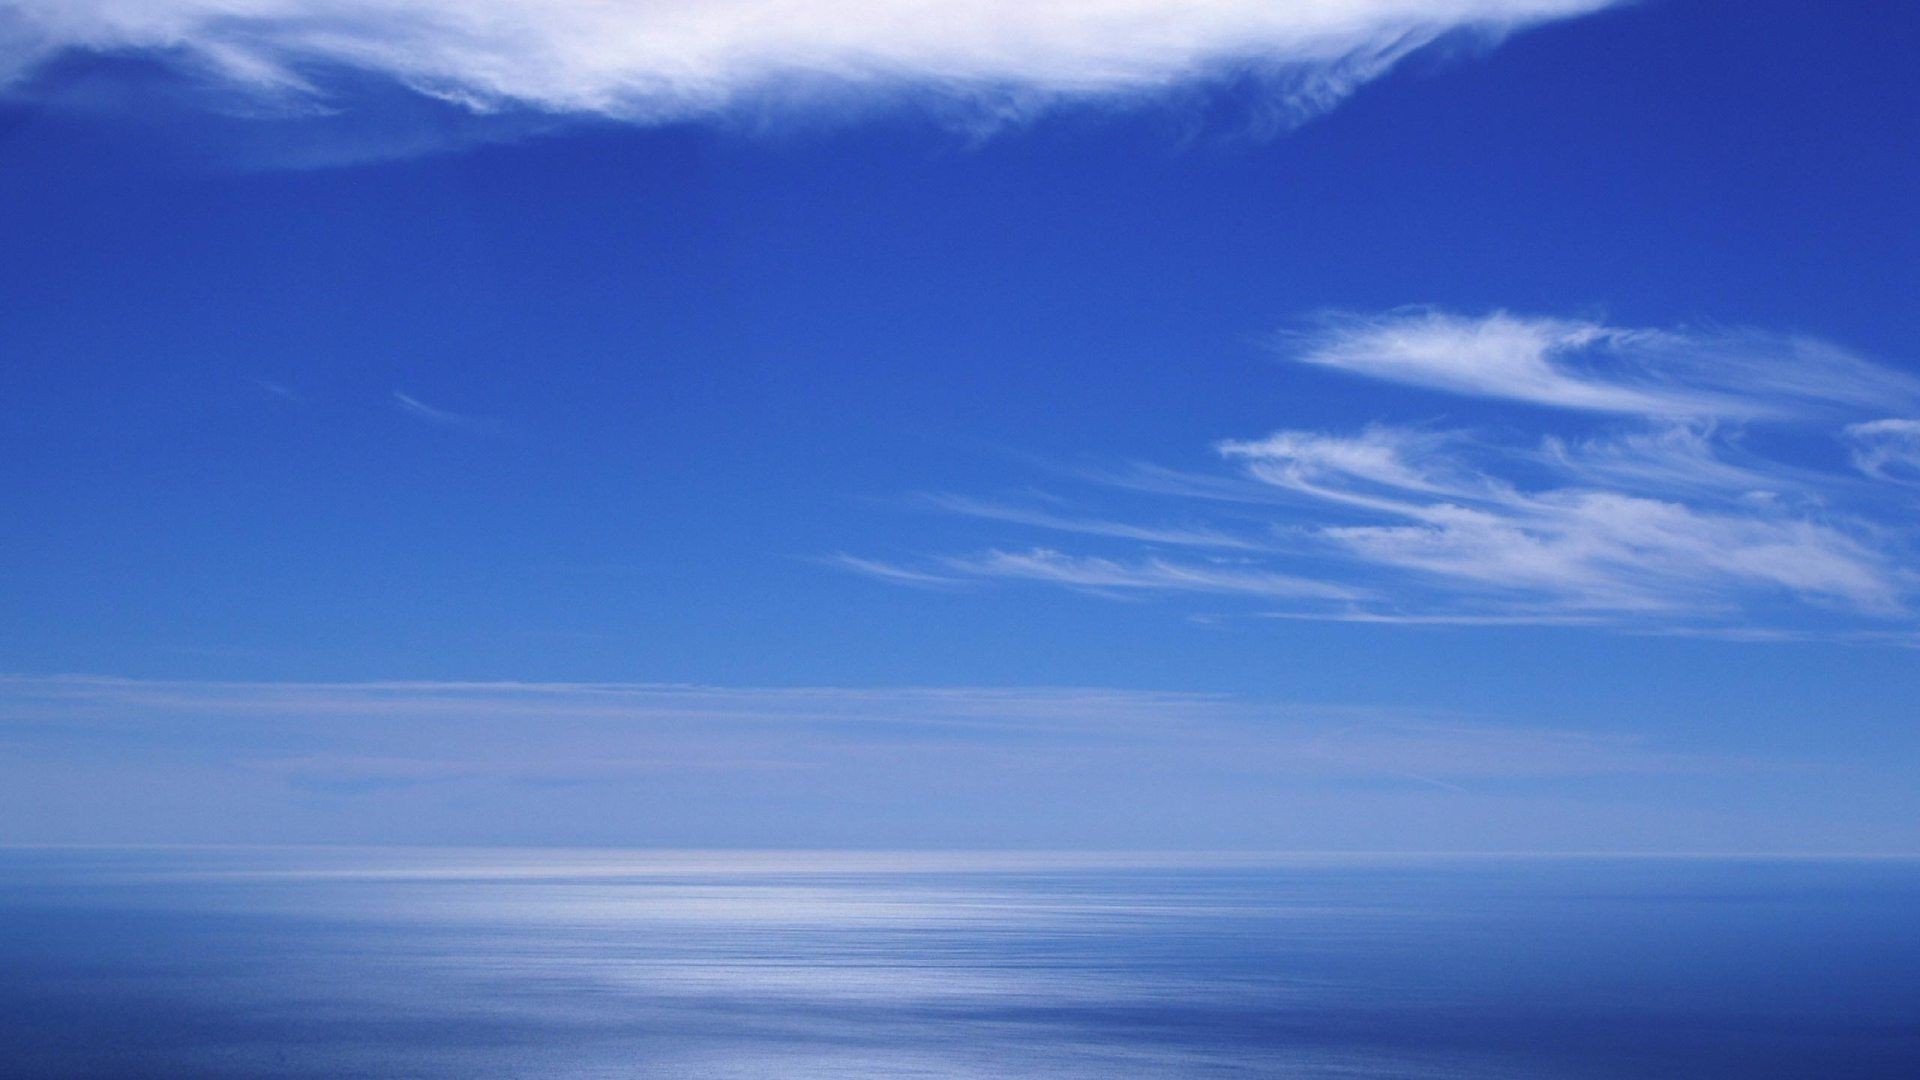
[1,849,1915,1078]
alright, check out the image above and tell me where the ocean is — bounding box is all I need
[0,848,1915,1078]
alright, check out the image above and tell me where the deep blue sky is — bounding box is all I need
[0,0,1915,847]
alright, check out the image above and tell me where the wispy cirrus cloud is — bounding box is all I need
[1221,424,1908,617]
[931,548,1362,601]
[391,389,499,433]
[1846,419,1920,484]
[1285,308,1920,418]
[8,673,1811,846]
[848,309,1920,637]
[914,494,1266,552]
[0,0,1618,133]
[0,674,1739,789]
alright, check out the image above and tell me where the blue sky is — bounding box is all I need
[1,0,1916,849]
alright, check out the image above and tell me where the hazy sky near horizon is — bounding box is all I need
[1,0,1916,849]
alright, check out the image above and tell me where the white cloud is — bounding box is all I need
[851,310,1920,634]
[1534,423,1802,498]
[939,547,1363,601]
[1320,484,1906,616]
[0,0,1617,128]
[1217,424,1490,507]
[391,389,499,432]
[1846,419,1920,483]
[0,675,1856,846]
[0,674,1723,785]
[918,493,1267,551]
[1283,309,1920,418]
[827,554,966,588]
[1217,424,1908,616]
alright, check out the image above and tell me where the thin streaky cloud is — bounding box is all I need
[1318,492,1905,616]
[391,390,498,433]
[1217,424,1492,507]
[0,674,1747,786]
[941,548,1365,601]
[1255,609,1614,628]
[1282,309,1920,418]
[848,310,1920,635]
[0,675,1246,735]
[1846,419,1920,484]
[1225,427,1907,613]
[1532,423,1820,499]
[0,1,1619,134]
[918,493,1268,551]
[829,554,968,590]
[1078,461,1308,508]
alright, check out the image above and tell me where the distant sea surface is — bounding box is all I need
[0,848,1915,1078]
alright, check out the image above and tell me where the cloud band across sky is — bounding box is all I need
[0,674,1782,847]
[847,309,1920,638]
[0,0,1617,128]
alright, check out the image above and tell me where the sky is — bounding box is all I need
[0,0,1916,850]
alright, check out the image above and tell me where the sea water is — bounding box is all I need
[0,848,1915,1078]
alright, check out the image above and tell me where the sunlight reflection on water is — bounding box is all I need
[1,849,1916,1078]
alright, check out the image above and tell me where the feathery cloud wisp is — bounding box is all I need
[5,673,1785,845]
[939,548,1363,601]
[1847,419,1920,484]
[0,0,1618,130]
[391,390,499,433]
[1284,309,1920,418]
[0,674,1732,788]
[850,310,1920,636]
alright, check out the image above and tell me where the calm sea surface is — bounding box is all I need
[0,849,1915,1078]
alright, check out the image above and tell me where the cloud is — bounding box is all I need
[848,310,1920,635]
[1846,419,1920,483]
[1217,424,1487,506]
[0,674,1728,789]
[917,493,1266,551]
[1323,488,1903,616]
[1222,425,1909,616]
[1534,424,1811,497]
[0,675,1862,847]
[0,674,1244,736]
[1283,309,1920,418]
[391,389,499,433]
[937,548,1362,601]
[827,554,966,589]
[0,0,1617,132]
